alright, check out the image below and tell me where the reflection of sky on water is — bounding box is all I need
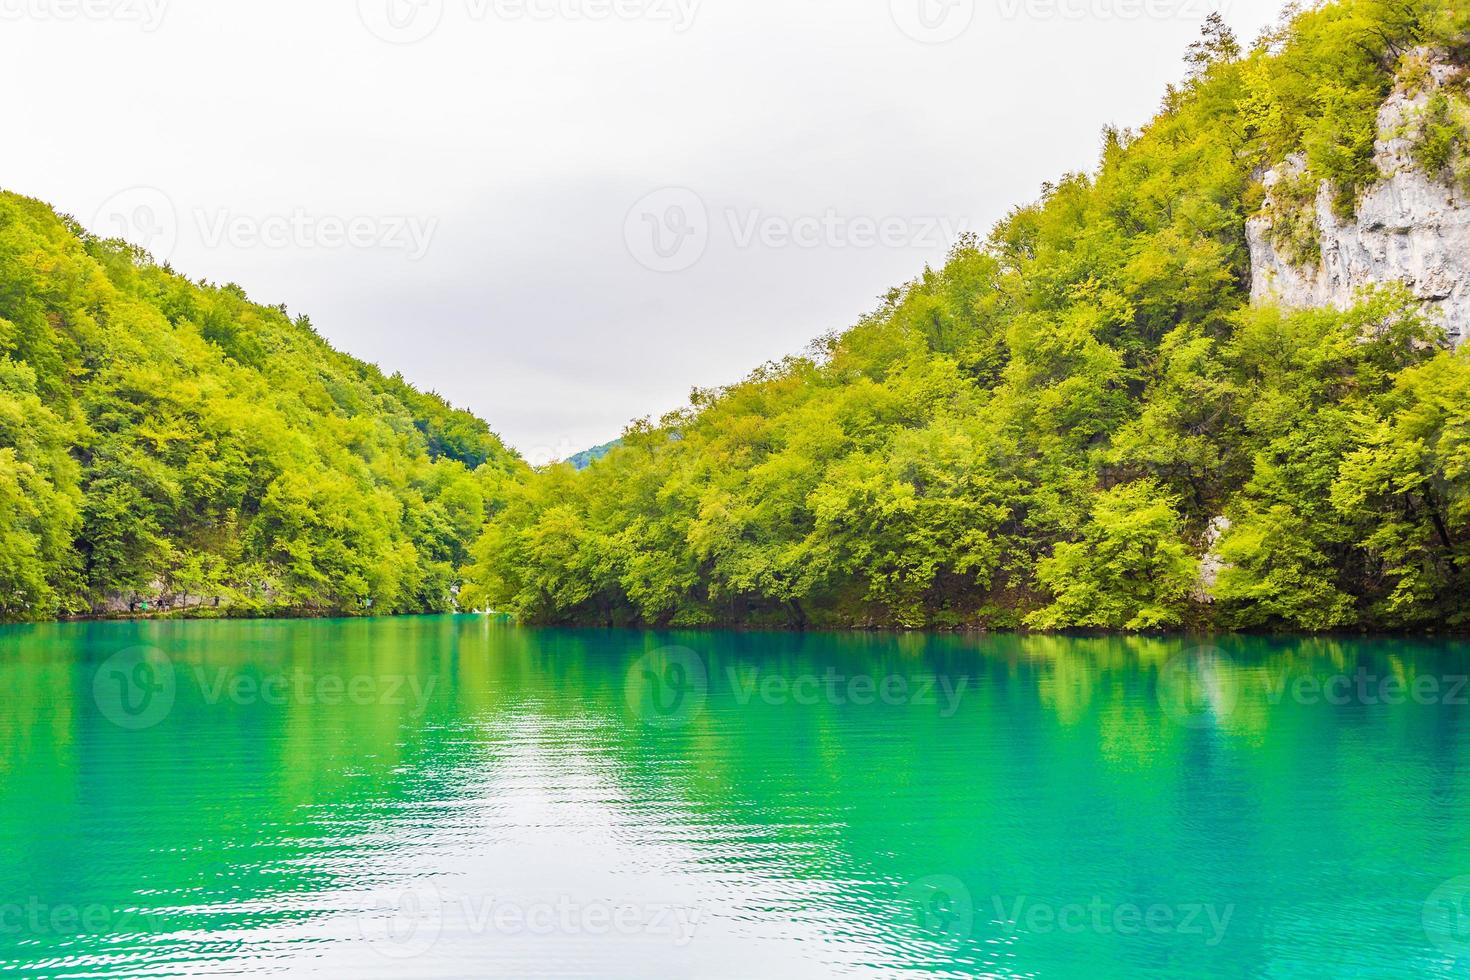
[1,617,1467,977]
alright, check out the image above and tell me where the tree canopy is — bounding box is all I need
[463,0,1470,631]
[5,0,1467,631]
[0,192,523,620]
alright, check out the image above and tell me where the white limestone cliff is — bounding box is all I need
[1247,53,1470,346]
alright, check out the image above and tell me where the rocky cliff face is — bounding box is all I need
[1247,55,1470,346]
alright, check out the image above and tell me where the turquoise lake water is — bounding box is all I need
[2,616,1469,977]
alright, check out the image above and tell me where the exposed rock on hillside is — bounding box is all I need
[1248,52,1470,345]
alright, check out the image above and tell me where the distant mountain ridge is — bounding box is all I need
[566,439,621,470]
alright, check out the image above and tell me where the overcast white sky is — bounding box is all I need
[2,0,1282,461]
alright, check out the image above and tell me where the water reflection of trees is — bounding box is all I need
[4,619,1469,976]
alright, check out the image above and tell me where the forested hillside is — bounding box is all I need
[464,0,1470,631]
[0,192,523,621]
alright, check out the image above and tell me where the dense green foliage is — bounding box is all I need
[464,0,1470,631]
[0,193,522,621]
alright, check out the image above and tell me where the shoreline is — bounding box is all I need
[6,610,1466,640]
